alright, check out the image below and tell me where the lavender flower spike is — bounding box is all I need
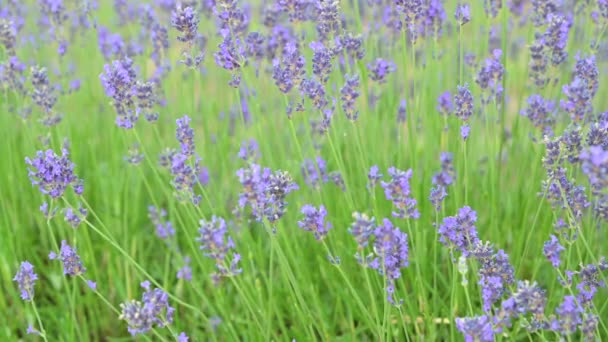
[298,204,332,240]
[26,148,84,198]
[119,281,175,336]
[381,167,420,219]
[49,240,86,276]
[14,261,38,301]
[437,206,480,256]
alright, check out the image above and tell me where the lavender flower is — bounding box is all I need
[96,26,126,60]
[214,36,245,72]
[197,216,242,280]
[454,84,474,122]
[569,258,608,305]
[560,77,593,123]
[64,205,87,228]
[397,99,407,123]
[437,91,453,115]
[30,66,61,125]
[26,325,41,335]
[367,58,396,84]
[135,81,159,121]
[99,58,138,128]
[310,41,333,83]
[178,332,189,342]
[455,315,494,342]
[369,218,409,304]
[580,146,608,192]
[170,152,203,205]
[13,261,38,301]
[520,94,555,135]
[335,32,365,62]
[176,115,195,156]
[277,0,312,22]
[429,186,447,211]
[124,144,144,165]
[171,5,198,44]
[586,122,608,149]
[432,152,455,187]
[238,138,260,163]
[340,74,360,121]
[455,3,471,25]
[395,0,423,41]
[329,171,345,191]
[599,0,608,19]
[438,206,479,256]
[484,0,502,18]
[528,36,549,87]
[272,42,305,94]
[236,164,298,223]
[498,280,547,330]
[151,24,170,64]
[368,165,382,188]
[541,168,590,221]
[301,156,329,189]
[119,281,175,336]
[475,49,504,105]
[419,0,446,38]
[148,206,175,239]
[177,257,192,282]
[26,148,83,198]
[543,235,564,268]
[315,0,342,41]
[40,201,58,219]
[263,170,299,223]
[550,296,582,335]
[0,19,16,54]
[561,128,582,164]
[298,204,332,240]
[0,56,27,94]
[574,54,598,99]
[531,0,559,26]
[40,0,68,26]
[300,78,329,110]
[472,243,515,311]
[381,167,419,219]
[543,14,570,66]
[461,124,471,140]
[49,240,86,276]
[349,212,375,250]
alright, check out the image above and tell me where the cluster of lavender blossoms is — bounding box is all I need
[197,216,242,282]
[298,204,332,240]
[26,148,84,198]
[161,115,208,205]
[430,152,455,211]
[13,261,38,301]
[349,214,409,304]
[236,163,298,224]
[119,281,175,336]
[380,167,420,219]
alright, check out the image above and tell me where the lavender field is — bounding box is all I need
[2,0,608,340]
